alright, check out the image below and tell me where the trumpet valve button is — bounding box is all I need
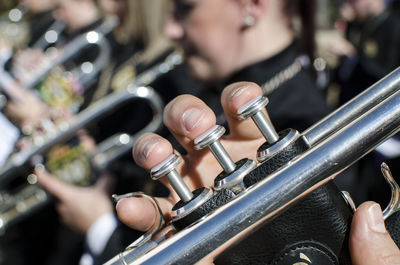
[194,125,236,174]
[151,154,194,202]
[194,125,226,150]
[150,154,182,180]
[237,96,279,144]
[237,96,269,120]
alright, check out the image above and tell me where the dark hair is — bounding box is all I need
[283,0,317,63]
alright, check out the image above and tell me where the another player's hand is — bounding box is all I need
[36,167,114,235]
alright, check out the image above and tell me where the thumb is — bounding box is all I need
[35,165,75,201]
[350,201,400,265]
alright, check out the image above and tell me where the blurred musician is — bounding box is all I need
[1,1,203,265]
[0,1,118,264]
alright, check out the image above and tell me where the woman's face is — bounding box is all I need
[164,0,244,82]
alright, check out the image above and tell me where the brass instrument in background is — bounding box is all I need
[0,51,183,234]
[0,16,118,107]
[105,67,400,265]
[16,16,118,92]
[0,3,66,51]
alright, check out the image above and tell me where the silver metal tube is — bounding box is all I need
[122,89,400,265]
[209,141,236,173]
[252,111,279,143]
[167,170,194,202]
[303,66,400,147]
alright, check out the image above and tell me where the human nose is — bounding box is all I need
[164,15,184,42]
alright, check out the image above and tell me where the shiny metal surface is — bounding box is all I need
[115,84,400,265]
[237,96,269,119]
[257,129,299,162]
[340,191,356,214]
[194,125,225,150]
[151,154,182,180]
[173,188,213,220]
[237,96,279,143]
[195,125,236,173]
[151,154,193,202]
[214,159,256,193]
[303,66,400,147]
[381,163,400,220]
[209,141,236,174]
[168,170,194,203]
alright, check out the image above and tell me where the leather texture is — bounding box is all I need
[385,210,400,248]
[271,242,339,265]
[214,181,353,265]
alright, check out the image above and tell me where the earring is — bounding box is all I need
[243,15,255,27]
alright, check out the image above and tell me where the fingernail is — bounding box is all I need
[182,107,205,132]
[367,203,386,233]
[141,137,161,160]
[230,85,248,101]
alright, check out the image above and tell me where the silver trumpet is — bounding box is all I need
[0,51,183,233]
[105,67,400,265]
[18,16,118,91]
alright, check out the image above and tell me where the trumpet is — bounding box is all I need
[19,16,118,91]
[0,51,183,233]
[105,67,400,265]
